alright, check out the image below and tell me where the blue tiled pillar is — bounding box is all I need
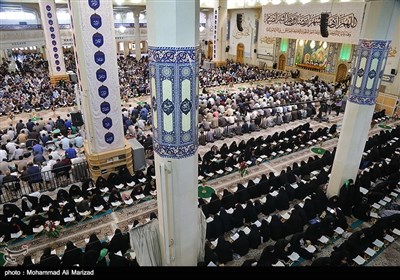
[327,39,391,197]
[147,0,201,266]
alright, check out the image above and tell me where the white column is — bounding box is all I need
[0,49,7,61]
[147,0,200,266]
[326,3,397,198]
[67,0,125,154]
[134,9,141,60]
[40,46,46,59]
[123,41,130,57]
[212,0,227,64]
[38,0,67,76]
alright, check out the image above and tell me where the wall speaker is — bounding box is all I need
[254,49,257,53]
[236,13,243,32]
[226,46,230,52]
[320,13,329,38]
[391,68,397,75]
[71,112,84,126]
[204,41,208,45]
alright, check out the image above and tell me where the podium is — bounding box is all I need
[84,139,133,181]
[127,138,146,171]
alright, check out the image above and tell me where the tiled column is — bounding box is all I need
[326,0,398,197]
[38,0,68,84]
[147,0,200,266]
[327,39,390,197]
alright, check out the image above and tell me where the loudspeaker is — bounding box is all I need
[320,13,329,38]
[254,49,257,53]
[237,13,243,32]
[71,112,84,126]
[204,41,208,45]
[226,46,230,52]
[391,68,397,75]
[68,72,78,83]
[273,62,277,69]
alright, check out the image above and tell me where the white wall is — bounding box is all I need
[228,9,256,58]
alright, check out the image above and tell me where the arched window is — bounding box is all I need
[56,8,71,25]
[0,5,39,25]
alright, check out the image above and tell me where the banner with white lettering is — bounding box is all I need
[261,2,365,44]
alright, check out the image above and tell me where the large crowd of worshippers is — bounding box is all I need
[0,49,316,117]
[0,54,350,202]
[1,109,398,267]
[1,51,399,266]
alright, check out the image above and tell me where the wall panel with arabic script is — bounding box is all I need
[261,2,365,45]
[228,9,256,58]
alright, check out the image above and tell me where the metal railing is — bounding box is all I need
[0,161,89,203]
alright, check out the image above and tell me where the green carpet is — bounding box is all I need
[198,186,215,199]
[350,219,364,229]
[1,235,34,249]
[0,252,6,267]
[378,124,392,130]
[311,147,327,155]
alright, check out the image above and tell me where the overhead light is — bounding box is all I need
[199,25,205,32]
[322,42,328,49]
[260,0,269,5]
[300,0,311,4]
[118,25,126,33]
[246,0,256,6]
[298,39,304,46]
[310,40,316,49]
[320,0,330,3]
[285,0,297,4]
[272,0,282,5]
[340,0,351,2]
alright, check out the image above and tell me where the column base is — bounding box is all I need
[50,74,70,86]
[84,139,134,182]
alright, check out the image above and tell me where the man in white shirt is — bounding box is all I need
[74,135,83,148]
[0,148,7,162]
[5,140,17,161]
[60,136,71,150]
[48,148,61,161]
[46,155,58,168]
[41,162,54,185]
[13,146,24,160]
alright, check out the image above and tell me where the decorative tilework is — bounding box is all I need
[149,46,199,159]
[349,39,391,106]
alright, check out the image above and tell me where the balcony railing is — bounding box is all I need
[0,161,89,204]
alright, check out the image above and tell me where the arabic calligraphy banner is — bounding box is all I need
[261,2,365,44]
